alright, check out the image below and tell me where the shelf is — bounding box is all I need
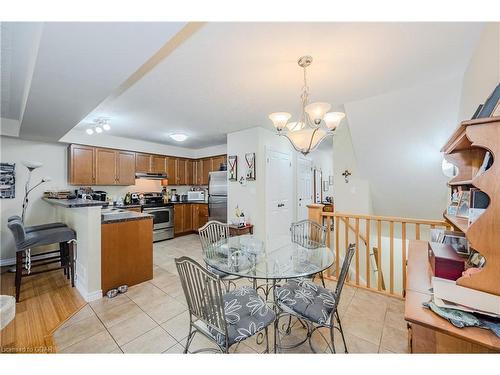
[444,213,469,233]
[448,179,473,186]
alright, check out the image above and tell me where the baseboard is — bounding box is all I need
[75,277,102,302]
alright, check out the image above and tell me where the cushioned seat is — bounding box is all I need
[10,225,76,251]
[8,215,66,233]
[206,285,275,346]
[275,278,336,325]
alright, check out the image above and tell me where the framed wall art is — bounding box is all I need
[0,163,16,199]
[228,155,238,181]
[245,152,256,181]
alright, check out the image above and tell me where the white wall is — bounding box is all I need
[1,137,66,262]
[345,75,463,219]
[332,118,373,215]
[226,127,295,244]
[459,23,500,120]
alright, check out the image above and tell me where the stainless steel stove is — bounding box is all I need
[134,192,174,242]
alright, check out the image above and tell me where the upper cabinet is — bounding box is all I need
[69,144,95,185]
[135,153,151,173]
[151,155,166,173]
[116,151,136,185]
[69,143,226,186]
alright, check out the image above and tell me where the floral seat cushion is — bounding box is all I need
[208,285,275,347]
[275,279,336,325]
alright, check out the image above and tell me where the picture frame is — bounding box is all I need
[447,203,458,216]
[471,104,483,119]
[328,175,334,185]
[477,83,500,118]
[0,163,16,199]
[245,152,256,181]
[456,190,470,219]
[322,180,329,192]
[228,155,238,181]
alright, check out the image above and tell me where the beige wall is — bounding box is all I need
[459,23,500,121]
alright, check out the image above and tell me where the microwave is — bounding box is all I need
[187,191,205,201]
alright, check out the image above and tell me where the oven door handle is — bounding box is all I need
[144,207,172,213]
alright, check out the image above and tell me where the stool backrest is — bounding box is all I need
[7,219,26,247]
[175,256,228,344]
[290,219,326,248]
[8,215,22,223]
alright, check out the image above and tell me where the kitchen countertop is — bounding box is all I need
[43,197,108,208]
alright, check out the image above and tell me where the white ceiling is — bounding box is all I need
[74,22,482,148]
[2,22,483,148]
[1,22,186,141]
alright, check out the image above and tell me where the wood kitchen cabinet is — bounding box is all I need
[174,203,208,235]
[177,159,187,185]
[151,155,166,173]
[95,148,117,185]
[101,217,153,293]
[135,153,151,173]
[174,204,184,235]
[187,159,196,185]
[166,157,176,183]
[201,158,212,185]
[116,151,136,185]
[69,144,95,185]
[211,155,226,172]
[192,203,208,231]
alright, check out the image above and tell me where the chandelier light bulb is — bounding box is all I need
[95,126,103,134]
[323,112,346,130]
[305,102,331,124]
[269,112,292,131]
[86,128,94,135]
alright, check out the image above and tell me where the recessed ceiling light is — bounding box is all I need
[95,126,103,134]
[169,133,188,142]
[86,128,94,135]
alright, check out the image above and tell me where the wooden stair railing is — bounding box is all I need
[308,205,452,298]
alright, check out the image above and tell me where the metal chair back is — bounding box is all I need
[198,220,230,257]
[290,219,326,248]
[332,243,356,310]
[175,256,228,341]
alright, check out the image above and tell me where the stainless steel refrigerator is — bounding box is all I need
[208,171,227,223]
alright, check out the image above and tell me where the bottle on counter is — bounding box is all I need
[124,192,132,205]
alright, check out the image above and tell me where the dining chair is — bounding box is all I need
[290,219,327,287]
[274,243,356,353]
[175,256,275,353]
[198,220,241,290]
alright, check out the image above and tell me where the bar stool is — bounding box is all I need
[7,218,77,302]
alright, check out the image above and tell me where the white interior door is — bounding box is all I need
[297,157,313,221]
[266,148,293,251]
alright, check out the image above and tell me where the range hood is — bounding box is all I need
[135,172,168,180]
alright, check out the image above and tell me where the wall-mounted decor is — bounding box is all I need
[322,180,329,192]
[245,152,256,181]
[228,155,238,181]
[342,169,351,183]
[0,163,15,199]
[477,83,500,118]
[328,175,334,185]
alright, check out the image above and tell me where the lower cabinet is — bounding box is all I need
[174,203,209,236]
[101,218,153,293]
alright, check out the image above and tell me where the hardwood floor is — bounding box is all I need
[0,265,85,353]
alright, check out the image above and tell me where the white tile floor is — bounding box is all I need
[53,234,408,353]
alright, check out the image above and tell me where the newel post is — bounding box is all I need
[307,204,325,224]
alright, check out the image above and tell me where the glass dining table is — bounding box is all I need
[203,234,335,298]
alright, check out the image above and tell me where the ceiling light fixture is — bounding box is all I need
[169,133,188,142]
[86,118,111,135]
[268,56,346,155]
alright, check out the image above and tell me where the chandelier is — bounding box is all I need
[268,56,345,155]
